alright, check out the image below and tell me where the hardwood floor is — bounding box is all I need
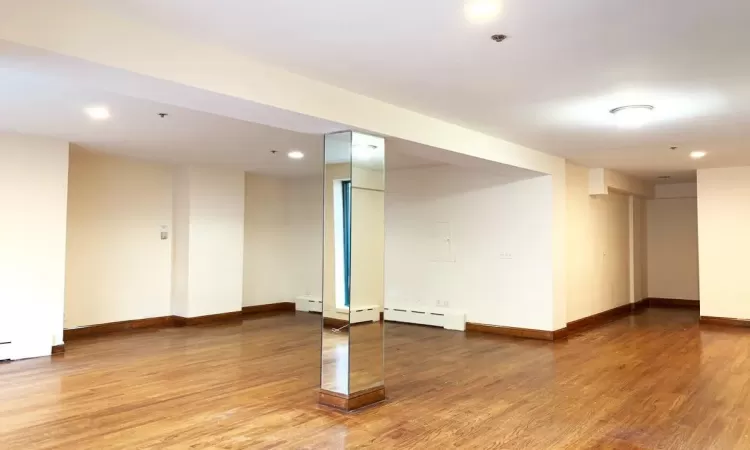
[1,308,748,449]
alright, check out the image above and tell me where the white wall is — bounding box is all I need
[566,163,639,322]
[172,166,246,317]
[697,168,750,319]
[385,165,555,331]
[65,148,173,327]
[0,133,69,358]
[646,183,699,301]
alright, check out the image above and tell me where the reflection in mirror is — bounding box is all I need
[349,132,385,394]
[321,131,352,396]
[319,131,386,409]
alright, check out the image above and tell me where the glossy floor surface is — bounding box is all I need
[1,308,747,449]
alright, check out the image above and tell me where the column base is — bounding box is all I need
[318,386,386,412]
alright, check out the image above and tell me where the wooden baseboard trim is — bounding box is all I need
[242,302,295,315]
[51,344,65,355]
[466,322,565,341]
[648,297,700,309]
[567,303,634,334]
[699,316,750,328]
[172,311,243,327]
[64,316,174,340]
[323,317,349,329]
[632,298,649,311]
[318,386,386,411]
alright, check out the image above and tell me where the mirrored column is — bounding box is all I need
[319,131,386,411]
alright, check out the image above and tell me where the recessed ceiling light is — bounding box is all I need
[287,150,304,160]
[84,106,110,120]
[464,0,502,24]
[609,105,654,129]
[690,151,707,159]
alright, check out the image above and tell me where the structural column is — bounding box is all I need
[319,131,386,411]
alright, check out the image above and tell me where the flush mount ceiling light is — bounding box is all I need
[464,0,502,24]
[609,105,654,129]
[287,150,304,160]
[84,106,110,120]
[690,150,707,159]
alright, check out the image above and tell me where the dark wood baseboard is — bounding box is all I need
[647,297,700,309]
[64,316,175,340]
[65,311,246,340]
[242,302,295,315]
[699,316,750,328]
[466,322,565,341]
[323,317,349,329]
[318,386,386,411]
[51,344,65,355]
[552,327,569,340]
[632,298,649,311]
[567,303,634,334]
[172,311,243,327]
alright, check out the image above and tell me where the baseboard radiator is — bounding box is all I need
[295,296,465,330]
[0,341,11,361]
[384,306,466,331]
[294,296,379,324]
[295,296,322,313]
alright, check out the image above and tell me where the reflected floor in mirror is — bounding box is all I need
[321,322,384,394]
[3,309,749,449]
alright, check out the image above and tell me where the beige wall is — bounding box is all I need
[243,173,322,307]
[244,174,288,307]
[387,166,557,330]
[566,163,643,322]
[646,183,699,301]
[631,196,648,303]
[350,185,385,310]
[65,148,173,328]
[172,166,246,318]
[697,168,750,319]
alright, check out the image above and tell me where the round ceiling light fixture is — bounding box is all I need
[690,150,707,159]
[609,105,654,129]
[464,0,503,24]
[84,106,110,120]
[287,150,304,160]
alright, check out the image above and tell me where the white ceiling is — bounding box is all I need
[78,0,750,182]
[0,68,445,176]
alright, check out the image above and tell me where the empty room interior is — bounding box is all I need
[0,0,748,448]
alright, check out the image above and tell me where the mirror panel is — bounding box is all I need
[321,131,352,396]
[349,132,385,394]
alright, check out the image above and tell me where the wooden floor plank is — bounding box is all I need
[0,308,746,449]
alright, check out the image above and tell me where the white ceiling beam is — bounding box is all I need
[0,0,563,176]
